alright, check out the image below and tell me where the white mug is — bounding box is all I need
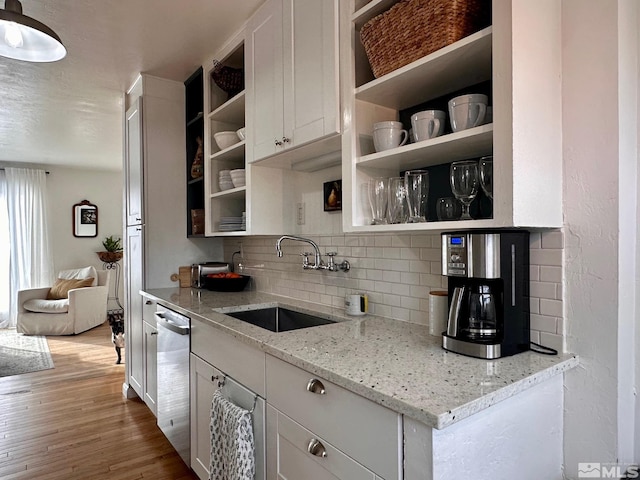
[411,110,446,141]
[428,290,448,336]
[373,121,408,152]
[345,294,368,316]
[448,94,488,132]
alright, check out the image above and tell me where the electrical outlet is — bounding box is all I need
[297,203,305,225]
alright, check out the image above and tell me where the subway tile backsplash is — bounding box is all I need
[224,230,564,352]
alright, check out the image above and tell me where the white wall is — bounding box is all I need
[562,0,638,475]
[46,166,124,303]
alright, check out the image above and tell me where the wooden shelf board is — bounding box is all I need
[355,27,492,110]
[187,112,204,127]
[352,0,397,29]
[210,186,246,200]
[188,176,204,185]
[210,140,245,162]
[348,218,497,233]
[208,230,247,237]
[209,91,246,124]
[357,124,493,171]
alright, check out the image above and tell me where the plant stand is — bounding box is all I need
[103,260,124,364]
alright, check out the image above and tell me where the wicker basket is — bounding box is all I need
[211,60,244,98]
[360,0,491,78]
[97,251,123,263]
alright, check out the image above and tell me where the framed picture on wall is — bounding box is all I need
[73,200,98,237]
[323,180,342,212]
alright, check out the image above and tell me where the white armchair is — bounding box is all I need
[17,268,111,335]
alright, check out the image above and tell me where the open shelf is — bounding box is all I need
[210,140,245,161]
[209,90,245,125]
[357,124,493,171]
[210,186,246,199]
[355,27,492,108]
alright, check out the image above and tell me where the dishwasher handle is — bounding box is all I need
[155,312,190,335]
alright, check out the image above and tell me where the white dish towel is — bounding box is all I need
[209,389,255,480]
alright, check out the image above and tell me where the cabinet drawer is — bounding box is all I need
[267,405,377,480]
[266,355,401,480]
[142,297,156,322]
[190,317,265,397]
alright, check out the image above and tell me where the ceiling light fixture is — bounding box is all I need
[0,0,65,62]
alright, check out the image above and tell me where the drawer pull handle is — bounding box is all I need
[307,438,327,458]
[306,378,326,395]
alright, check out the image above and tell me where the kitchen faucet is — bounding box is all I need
[275,235,350,272]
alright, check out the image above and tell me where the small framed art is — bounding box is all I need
[73,200,98,237]
[323,180,342,212]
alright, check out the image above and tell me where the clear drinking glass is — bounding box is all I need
[404,170,429,222]
[387,177,408,224]
[368,177,388,225]
[436,197,462,221]
[450,160,479,220]
[479,156,493,200]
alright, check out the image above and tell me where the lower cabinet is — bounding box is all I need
[265,355,401,480]
[190,322,267,480]
[190,353,222,480]
[266,405,382,479]
[142,319,157,415]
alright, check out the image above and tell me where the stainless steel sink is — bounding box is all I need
[225,307,335,332]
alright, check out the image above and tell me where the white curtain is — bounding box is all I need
[1,168,54,328]
[0,171,9,326]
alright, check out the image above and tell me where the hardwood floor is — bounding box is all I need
[0,323,199,480]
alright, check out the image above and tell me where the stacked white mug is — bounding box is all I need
[372,121,408,152]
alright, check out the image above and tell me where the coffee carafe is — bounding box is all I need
[441,230,530,359]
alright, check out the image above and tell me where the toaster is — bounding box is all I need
[191,262,230,288]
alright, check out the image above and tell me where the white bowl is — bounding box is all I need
[236,127,246,141]
[214,131,240,150]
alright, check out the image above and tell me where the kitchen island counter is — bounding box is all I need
[141,287,578,430]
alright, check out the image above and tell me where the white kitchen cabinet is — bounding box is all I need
[124,98,144,226]
[246,0,341,169]
[125,224,143,397]
[190,353,222,479]
[265,355,402,480]
[341,0,562,232]
[190,322,266,480]
[203,29,295,236]
[123,73,221,401]
[266,405,381,480]
[143,308,158,416]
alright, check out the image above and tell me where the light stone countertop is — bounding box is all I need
[142,287,578,430]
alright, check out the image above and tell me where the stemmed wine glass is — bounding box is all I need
[479,156,493,200]
[450,160,479,220]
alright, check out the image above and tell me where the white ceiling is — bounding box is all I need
[0,0,264,171]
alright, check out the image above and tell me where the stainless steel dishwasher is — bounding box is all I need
[156,305,190,465]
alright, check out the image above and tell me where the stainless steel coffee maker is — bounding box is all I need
[441,230,530,359]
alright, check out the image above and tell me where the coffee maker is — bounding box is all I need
[441,230,530,359]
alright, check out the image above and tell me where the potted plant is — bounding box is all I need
[97,235,123,263]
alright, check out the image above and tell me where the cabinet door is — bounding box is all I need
[266,405,376,480]
[125,98,144,226]
[247,0,284,161]
[190,354,222,480]
[143,320,157,416]
[283,0,340,148]
[125,225,144,397]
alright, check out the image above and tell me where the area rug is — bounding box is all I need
[0,329,54,377]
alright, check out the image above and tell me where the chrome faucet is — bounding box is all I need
[276,235,324,269]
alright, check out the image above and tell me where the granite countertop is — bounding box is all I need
[142,287,578,430]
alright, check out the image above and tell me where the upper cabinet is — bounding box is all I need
[246,0,341,170]
[125,98,144,226]
[341,0,562,232]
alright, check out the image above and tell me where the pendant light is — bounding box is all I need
[0,0,65,62]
